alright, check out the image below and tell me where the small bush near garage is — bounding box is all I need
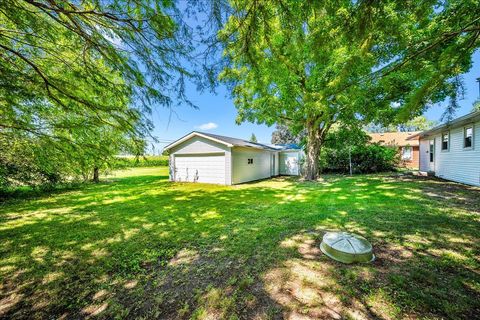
[320,126,399,174]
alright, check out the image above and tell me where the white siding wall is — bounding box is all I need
[232,147,271,184]
[168,135,303,185]
[225,150,232,185]
[279,151,301,175]
[169,136,232,185]
[269,152,280,176]
[276,152,280,175]
[169,154,175,181]
[169,136,230,154]
[422,120,480,186]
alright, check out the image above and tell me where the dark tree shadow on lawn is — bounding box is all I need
[0,173,479,319]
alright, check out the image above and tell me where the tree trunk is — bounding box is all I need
[304,121,323,181]
[93,167,99,183]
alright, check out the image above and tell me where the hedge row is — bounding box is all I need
[113,156,169,168]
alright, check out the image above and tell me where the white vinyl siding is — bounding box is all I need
[464,126,474,149]
[174,154,225,184]
[279,152,300,175]
[425,120,480,186]
[232,147,271,184]
[274,152,279,176]
[441,132,450,151]
[169,136,229,154]
[168,133,302,185]
[419,139,430,172]
[169,154,175,181]
[271,152,280,176]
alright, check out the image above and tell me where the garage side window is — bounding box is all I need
[247,158,253,164]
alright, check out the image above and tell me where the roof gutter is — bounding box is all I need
[164,131,234,151]
[407,110,480,140]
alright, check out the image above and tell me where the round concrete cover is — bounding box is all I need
[320,232,375,264]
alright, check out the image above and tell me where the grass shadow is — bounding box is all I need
[0,167,479,319]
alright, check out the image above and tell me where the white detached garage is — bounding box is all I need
[164,132,303,185]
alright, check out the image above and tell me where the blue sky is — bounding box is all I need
[148,50,480,154]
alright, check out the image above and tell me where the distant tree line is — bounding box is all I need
[364,116,438,133]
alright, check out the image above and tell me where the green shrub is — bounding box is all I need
[0,137,75,190]
[319,125,399,174]
[322,143,399,174]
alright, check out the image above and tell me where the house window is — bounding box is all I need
[441,132,449,151]
[247,158,253,164]
[401,146,412,160]
[464,126,473,149]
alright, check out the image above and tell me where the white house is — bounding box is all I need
[163,132,303,185]
[408,110,480,186]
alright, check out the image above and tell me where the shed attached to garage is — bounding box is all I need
[164,132,303,185]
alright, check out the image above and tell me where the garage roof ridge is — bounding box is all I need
[164,131,283,151]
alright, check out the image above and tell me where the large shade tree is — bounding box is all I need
[219,0,480,180]
[0,0,212,185]
[0,0,196,134]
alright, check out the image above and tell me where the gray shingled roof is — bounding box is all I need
[197,131,277,150]
[164,131,303,151]
[266,143,301,150]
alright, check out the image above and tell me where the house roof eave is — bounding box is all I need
[411,110,480,140]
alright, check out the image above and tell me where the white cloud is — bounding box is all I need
[391,101,401,108]
[195,122,218,130]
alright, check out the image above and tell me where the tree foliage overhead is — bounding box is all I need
[271,124,304,145]
[0,0,208,187]
[1,0,201,137]
[219,0,480,179]
[472,99,480,112]
[365,115,438,133]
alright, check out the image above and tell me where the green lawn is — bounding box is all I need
[1,167,479,319]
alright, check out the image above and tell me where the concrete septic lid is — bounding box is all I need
[320,232,375,264]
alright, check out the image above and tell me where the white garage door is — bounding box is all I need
[174,154,225,184]
[279,152,299,175]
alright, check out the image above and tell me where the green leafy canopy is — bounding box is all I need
[219,0,480,179]
[0,0,216,186]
